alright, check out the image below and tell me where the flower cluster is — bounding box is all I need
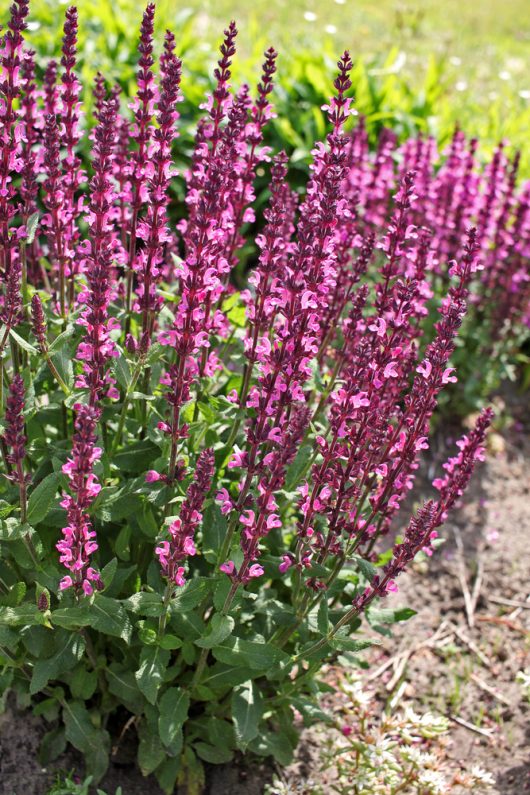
[155,448,214,587]
[57,404,103,595]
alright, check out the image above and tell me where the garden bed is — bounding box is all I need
[1,394,528,794]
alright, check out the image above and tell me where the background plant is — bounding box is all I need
[0,2,519,793]
[266,676,495,795]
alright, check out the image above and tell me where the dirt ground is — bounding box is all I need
[1,395,528,795]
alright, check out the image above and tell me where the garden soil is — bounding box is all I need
[1,394,528,795]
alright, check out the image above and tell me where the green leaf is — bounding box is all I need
[212,636,290,674]
[201,663,256,692]
[135,646,170,705]
[155,756,181,795]
[285,444,313,490]
[231,681,263,750]
[0,604,47,627]
[70,665,98,700]
[353,555,378,583]
[30,631,85,694]
[317,598,329,635]
[100,557,118,590]
[200,503,227,562]
[329,632,376,654]
[51,604,92,630]
[122,591,164,617]
[158,687,189,753]
[195,614,234,649]
[159,633,182,650]
[113,355,132,390]
[169,577,212,612]
[0,500,14,519]
[367,606,417,625]
[290,696,333,725]
[1,581,26,607]
[10,328,38,354]
[48,325,76,352]
[249,730,295,766]
[106,664,144,712]
[90,595,132,642]
[27,473,59,525]
[194,741,233,764]
[50,347,74,389]
[26,211,40,244]
[138,721,166,776]
[63,701,110,781]
[38,727,66,765]
[0,518,31,542]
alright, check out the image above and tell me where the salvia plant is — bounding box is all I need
[0,1,516,792]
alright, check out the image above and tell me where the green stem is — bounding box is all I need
[158,582,175,639]
[110,355,147,454]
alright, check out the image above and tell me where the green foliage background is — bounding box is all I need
[27,0,530,173]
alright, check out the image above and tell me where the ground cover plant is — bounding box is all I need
[0,1,526,792]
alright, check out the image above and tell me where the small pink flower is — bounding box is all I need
[248,564,264,578]
[175,567,186,587]
[279,555,293,574]
[220,561,235,575]
[145,470,162,483]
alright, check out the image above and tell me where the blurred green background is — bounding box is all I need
[23,0,530,171]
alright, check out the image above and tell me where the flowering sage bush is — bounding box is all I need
[344,122,530,413]
[0,2,499,791]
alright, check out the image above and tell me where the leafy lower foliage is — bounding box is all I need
[0,1,517,792]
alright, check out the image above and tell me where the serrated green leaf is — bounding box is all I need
[51,604,92,630]
[1,581,26,607]
[158,687,189,752]
[194,741,233,764]
[0,604,47,627]
[135,645,170,705]
[329,633,376,653]
[212,636,290,673]
[138,721,166,776]
[10,328,38,354]
[90,595,132,642]
[195,614,234,649]
[26,211,40,244]
[100,557,118,590]
[30,631,85,695]
[122,591,164,617]
[353,555,378,582]
[201,503,227,562]
[38,727,66,765]
[63,701,110,781]
[48,326,76,352]
[169,577,212,612]
[113,355,132,390]
[201,663,255,692]
[27,473,59,525]
[367,606,417,625]
[231,681,263,750]
[106,664,144,712]
[0,518,31,542]
[70,665,98,700]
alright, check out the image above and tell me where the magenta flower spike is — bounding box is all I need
[156,448,215,587]
[57,403,104,596]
